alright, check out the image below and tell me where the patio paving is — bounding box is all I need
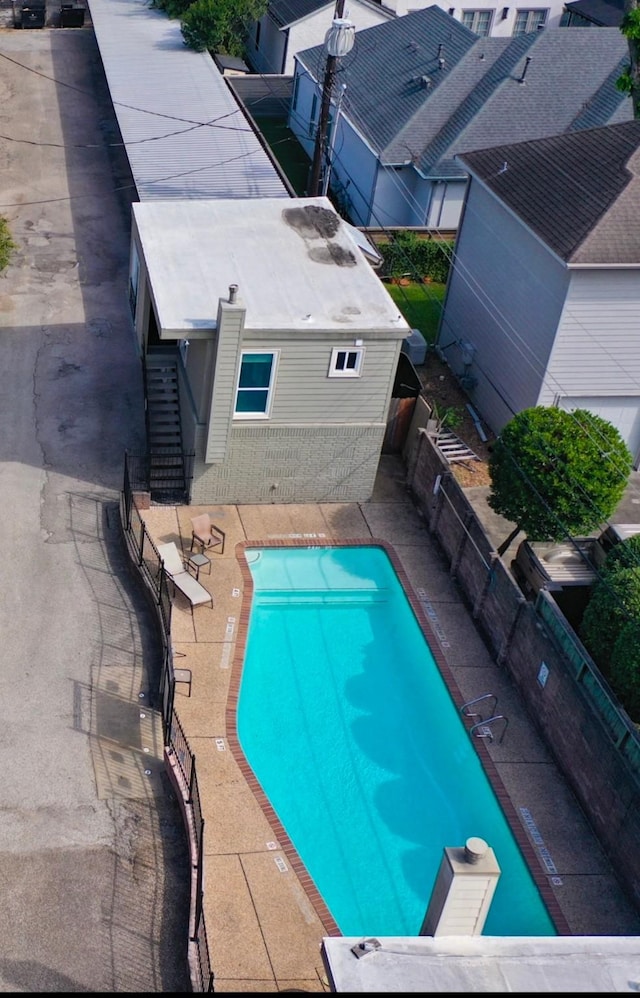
[138,456,640,992]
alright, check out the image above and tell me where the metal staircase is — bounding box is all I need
[144,348,190,504]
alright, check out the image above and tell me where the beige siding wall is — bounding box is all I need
[242,337,400,424]
[191,423,385,503]
[205,301,245,463]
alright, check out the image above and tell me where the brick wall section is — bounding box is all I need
[191,423,384,504]
[407,427,640,913]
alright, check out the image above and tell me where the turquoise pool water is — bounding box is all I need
[237,546,556,938]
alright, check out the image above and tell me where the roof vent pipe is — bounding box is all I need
[228,284,238,303]
[518,56,531,84]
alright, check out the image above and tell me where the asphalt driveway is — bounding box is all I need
[0,26,190,991]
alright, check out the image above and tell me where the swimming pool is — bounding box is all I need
[236,545,557,938]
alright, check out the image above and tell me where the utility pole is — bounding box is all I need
[309,0,352,197]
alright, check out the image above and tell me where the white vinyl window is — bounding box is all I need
[513,8,547,32]
[328,347,364,378]
[234,351,277,417]
[461,9,493,34]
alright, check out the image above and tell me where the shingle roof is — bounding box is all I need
[269,0,333,28]
[458,120,640,264]
[296,6,632,178]
[564,0,624,26]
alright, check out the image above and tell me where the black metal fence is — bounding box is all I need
[120,452,214,992]
[124,447,196,507]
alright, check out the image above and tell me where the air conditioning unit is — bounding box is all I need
[401,329,427,366]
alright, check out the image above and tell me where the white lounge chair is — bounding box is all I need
[157,542,213,611]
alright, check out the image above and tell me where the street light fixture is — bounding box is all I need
[308,12,355,197]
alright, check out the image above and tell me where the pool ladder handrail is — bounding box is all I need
[460,693,498,721]
[470,715,509,745]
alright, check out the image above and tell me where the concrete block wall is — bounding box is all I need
[407,425,640,914]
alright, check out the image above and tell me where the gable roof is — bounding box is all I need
[269,0,332,28]
[458,120,640,264]
[268,0,394,29]
[564,0,624,26]
[296,6,631,178]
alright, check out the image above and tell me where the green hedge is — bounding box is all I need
[610,620,640,722]
[0,216,16,272]
[378,231,453,284]
[580,567,640,675]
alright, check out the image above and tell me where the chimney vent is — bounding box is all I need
[228,284,238,303]
[518,56,531,84]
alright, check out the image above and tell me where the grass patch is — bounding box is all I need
[258,118,311,196]
[385,281,446,344]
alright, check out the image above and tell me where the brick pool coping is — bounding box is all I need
[226,537,570,940]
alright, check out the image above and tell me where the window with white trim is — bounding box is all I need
[328,347,364,378]
[513,8,547,32]
[234,351,277,417]
[461,9,493,34]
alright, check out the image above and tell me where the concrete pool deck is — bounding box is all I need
[137,456,640,992]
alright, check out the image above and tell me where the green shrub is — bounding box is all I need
[610,620,640,721]
[603,534,640,574]
[379,232,453,283]
[488,406,632,542]
[181,0,266,55]
[152,0,195,18]
[0,216,16,272]
[417,240,452,284]
[580,567,640,671]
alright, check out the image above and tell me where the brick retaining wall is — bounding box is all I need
[406,423,640,913]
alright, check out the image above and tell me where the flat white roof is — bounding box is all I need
[87,0,289,201]
[132,198,410,335]
[322,935,640,992]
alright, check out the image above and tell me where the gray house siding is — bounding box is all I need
[248,14,286,74]
[540,269,640,404]
[183,338,215,424]
[438,182,569,433]
[426,180,467,230]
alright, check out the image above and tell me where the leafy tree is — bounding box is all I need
[580,567,640,670]
[152,0,194,19]
[0,216,16,271]
[488,407,632,555]
[610,619,640,720]
[617,0,640,118]
[603,533,640,574]
[181,0,267,55]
